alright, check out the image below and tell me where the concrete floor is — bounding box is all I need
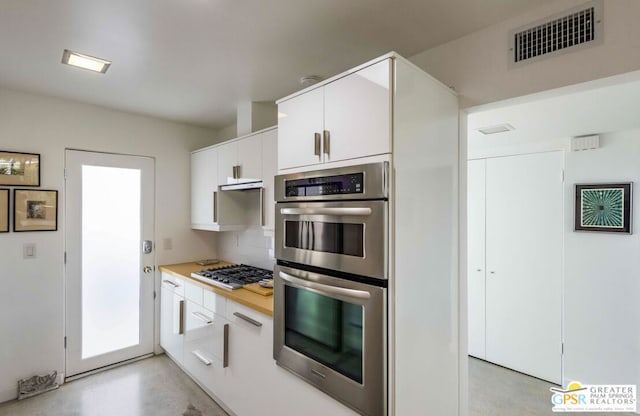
[469,357,636,416]
[2,355,635,415]
[0,355,228,416]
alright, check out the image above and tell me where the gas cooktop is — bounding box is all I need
[190,264,273,291]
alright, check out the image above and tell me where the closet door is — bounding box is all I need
[467,159,486,359]
[485,151,563,384]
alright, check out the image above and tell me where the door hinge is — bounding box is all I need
[153,291,157,300]
[561,342,564,355]
[64,336,67,349]
[561,169,565,183]
[64,252,67,265]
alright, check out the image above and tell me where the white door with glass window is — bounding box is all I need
[65,150,155,377]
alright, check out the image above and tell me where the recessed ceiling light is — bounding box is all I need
[477,123,515,135]
[62,49,111,74]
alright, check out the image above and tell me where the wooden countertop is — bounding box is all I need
[159,261,274,317]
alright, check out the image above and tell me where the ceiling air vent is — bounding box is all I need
[509,0,603,66]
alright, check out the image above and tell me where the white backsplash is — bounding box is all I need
[217,226,275,271]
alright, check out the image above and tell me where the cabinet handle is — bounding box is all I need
[233,311,263,327]
[213,191,218,223]
[192,350,212,366]
[235,165,241,179]
[476,269,482,272]
[191,311,213,324]
[489,271,496,274]
[223,323,229,368]
[232,165,236,179]
[178,300,185,335]
[163,279,179,288]
[259,187,265,227]
[314,133,321,157]
[323,130,330,156]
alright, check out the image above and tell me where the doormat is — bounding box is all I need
[183,404,203,416]
[18,371,59,400]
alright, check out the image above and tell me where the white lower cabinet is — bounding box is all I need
[160,274,357,415]
[160,277,185,364]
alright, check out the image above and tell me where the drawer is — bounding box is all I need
[185,301,229,363]
[203,289,227,316]
[227,300,272,335]
[161,273,185,297]
[184,279,204,304]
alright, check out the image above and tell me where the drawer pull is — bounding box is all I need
[233,312,263,327]
[192,350,212,366]
[192,311,213,324]
[163,279,179,288]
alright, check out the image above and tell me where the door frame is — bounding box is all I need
[63,148,157,379]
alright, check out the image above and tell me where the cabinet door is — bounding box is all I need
[485,152,563,384]
[217,142,238,185]
[467,159,486,359]
[237,134,262,183]
[324,59,391,163]
[260,129,277,230]
[160,285,184,364]
[191,147,219,228]
[278,87,324,170]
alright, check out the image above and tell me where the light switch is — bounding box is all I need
[23,243,36,259]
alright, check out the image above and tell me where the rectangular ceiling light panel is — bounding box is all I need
[62,49,111,74]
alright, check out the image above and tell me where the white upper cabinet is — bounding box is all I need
[278,88,324,170]
[191,127,277,231]
[218,133,263,185]
[277,59,391,170]
[191,147,219,229]
[323,59,391,163]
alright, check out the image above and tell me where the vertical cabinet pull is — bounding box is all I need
[314,133,321,157]
[259,187,265,227]
[231,165,236,179]
[223,323,229,368]
[323,130,330,156]
[235,165,241,179]
[178,299,185,335]
[213,191,218,223]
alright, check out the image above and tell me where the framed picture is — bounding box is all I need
[0,189,8,233]
[575,183,632,234]
[13,189,58,232]
[0,151,40,187]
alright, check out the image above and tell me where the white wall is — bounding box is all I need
[0,87,219,402]
[563,131,640,388]
[411,0,640,108]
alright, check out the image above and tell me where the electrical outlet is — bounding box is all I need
[23,243,36,259]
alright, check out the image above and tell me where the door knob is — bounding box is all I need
[143,266,154,274]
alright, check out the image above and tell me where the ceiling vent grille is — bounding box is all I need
[509,1,602,66]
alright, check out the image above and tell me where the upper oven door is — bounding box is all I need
[275,200,387,280]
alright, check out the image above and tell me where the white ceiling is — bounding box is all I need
[467,70,640,159]
[0,0,555,129]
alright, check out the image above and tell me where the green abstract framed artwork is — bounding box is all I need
[575,183,632,234]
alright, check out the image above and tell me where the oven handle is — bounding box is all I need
[279,271,371,301]
[279,207,372,216]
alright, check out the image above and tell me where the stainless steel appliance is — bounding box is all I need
[274,162,388,416]
[191,264,273,290]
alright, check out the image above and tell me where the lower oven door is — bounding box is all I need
[275,200,387,280]
[273,264,386,416]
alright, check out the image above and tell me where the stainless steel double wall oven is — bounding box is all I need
[273,162,388,416]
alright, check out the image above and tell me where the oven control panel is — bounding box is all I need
[285,172,364,197]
